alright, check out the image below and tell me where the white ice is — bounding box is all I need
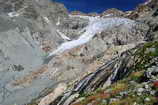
[47,16,136,58]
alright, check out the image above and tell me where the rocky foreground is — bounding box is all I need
[0,0,158,105]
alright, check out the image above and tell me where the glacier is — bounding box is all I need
[46,16,136,61]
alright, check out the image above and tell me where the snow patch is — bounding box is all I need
[56,17,60,26]
[8,12,20,17]
[56,29,71,41]
[43,17,50,24]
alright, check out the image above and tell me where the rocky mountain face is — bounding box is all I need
[0,0,158,105]
[0,0,69,105]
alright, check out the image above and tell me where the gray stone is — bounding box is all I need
[0,0,69,105]
[145,97,151,102]
[0,26,54,105]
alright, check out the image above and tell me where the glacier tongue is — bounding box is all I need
[47,17,136,59]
